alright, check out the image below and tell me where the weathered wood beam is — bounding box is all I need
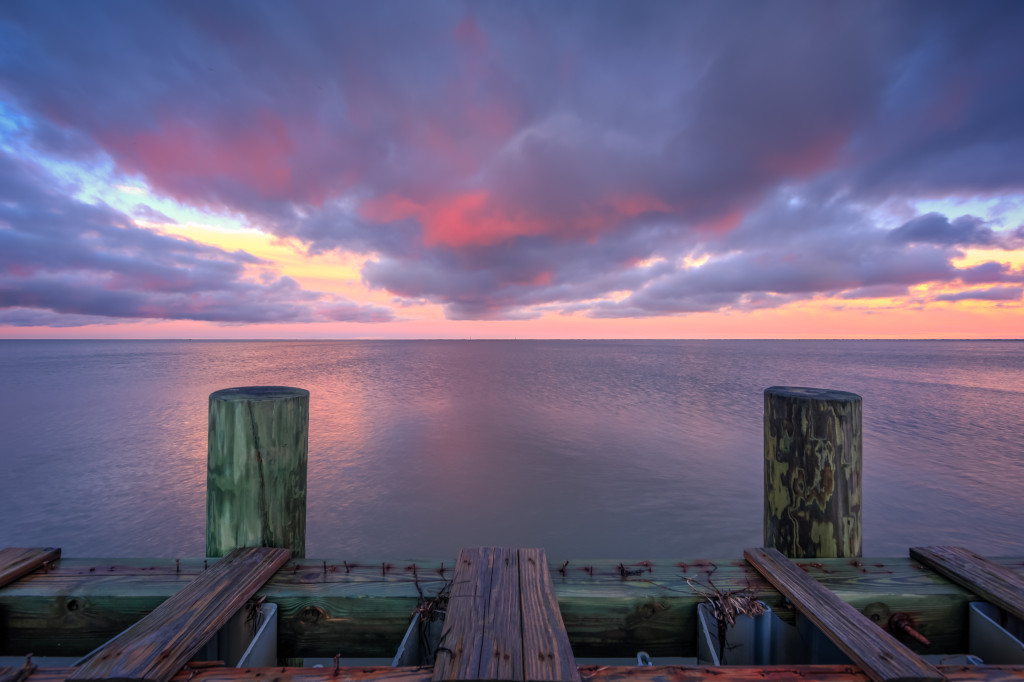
[0,548,61,589]
[17,667,1024,682]
[911,546,1024,622]
[2,556,1021,659]
[745,548,942,682]
[24,669,433,682]
[520,549,578,682]
[433,548,578,682]
[69,548,291,682]
[435,548,502,680]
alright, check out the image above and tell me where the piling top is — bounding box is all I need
[210,386,309,402]
[765,386,862,402]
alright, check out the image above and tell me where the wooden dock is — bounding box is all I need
[2,544,1024,682]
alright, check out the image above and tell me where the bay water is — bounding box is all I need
[1,339,1021,559]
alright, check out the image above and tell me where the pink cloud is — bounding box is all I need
[103,110,296,202]
[361,190,670,248]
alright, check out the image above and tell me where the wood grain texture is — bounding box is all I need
[745,548,943,682]
[28,669,433,682]
[0,548,60,589]
[435,548,494,680]
[911,546,1024,621]
[434,548,578,682]
[4,555,1020,659]
[520,549,578,682]
[207,387,309,559]
[68,547,290,682]
[484,548,522,681]
[19,666,1024,682]
[764,387,862,558]
[577,667,1023,682]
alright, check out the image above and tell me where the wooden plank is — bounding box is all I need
[4,555,1021,659]
[434,548,578,682]
[578,667,1024,682]
[19,666,1024,682]
[520,549,578,682]
[911,546,1024,621]
[0,548,61,589]
[745,548,943,682]
[482,548,522,681]
[67,547,290,682]
[27,668,433,682]
[435,548,494,680]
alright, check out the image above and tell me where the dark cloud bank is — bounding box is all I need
[1,0,1022,325]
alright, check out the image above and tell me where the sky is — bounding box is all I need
[1,1,1022,339]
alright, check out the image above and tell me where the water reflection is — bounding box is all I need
[0,339,1021,558]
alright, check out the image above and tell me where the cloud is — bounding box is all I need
[0,150,393,325]
[839,285,911,300]
[1,1,1023,322]
[888,213,1022,248]
[132,203,178,225]
[0,307,125,328]
[935,286,1023,302]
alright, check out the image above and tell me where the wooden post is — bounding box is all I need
[207,386,309,559]
[764,386,862,558]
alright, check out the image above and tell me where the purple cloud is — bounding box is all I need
[935,287,1023,302]
[1,1,1023,322]
[888,213,1022,248]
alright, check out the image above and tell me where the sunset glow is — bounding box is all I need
[1,2,1022,339]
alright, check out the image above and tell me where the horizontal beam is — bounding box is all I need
[16,666,1024,682]
[2,556,1020,658]
[0,548,61,590]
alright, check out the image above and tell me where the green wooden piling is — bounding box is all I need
[764,386,862,558]
[206,386,309,559]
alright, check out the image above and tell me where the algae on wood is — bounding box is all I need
[207,387,309,559]
[0,555,996,659]
[764,387,862,558]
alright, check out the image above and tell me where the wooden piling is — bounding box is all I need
[764,386,862,558]
[206,386,309,559]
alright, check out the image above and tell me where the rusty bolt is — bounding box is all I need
[888,613,931,647]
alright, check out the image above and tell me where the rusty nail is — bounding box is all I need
[889,613,931,648]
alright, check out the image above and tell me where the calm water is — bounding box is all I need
[0,339,1021,559]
